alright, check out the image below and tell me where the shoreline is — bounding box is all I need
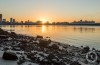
[0,24,100,26]
[0,28,100,65]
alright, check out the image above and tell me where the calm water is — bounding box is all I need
[0,25,100,49]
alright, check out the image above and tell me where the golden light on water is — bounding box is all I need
[42,25,46,33]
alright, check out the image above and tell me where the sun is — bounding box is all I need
[40,18,47,24]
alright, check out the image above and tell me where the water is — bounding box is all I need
[0,25,100,49]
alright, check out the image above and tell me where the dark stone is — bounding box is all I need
[0,35,9,39]
[10,32,17,38]
[70,61,81,65]
[2,51,18,60]
[4,47,9,51]
[47,54,55,60]
[82,46,90,53]
[92,48,96,50]
[17,59,25,65]
[51,44,59,49]
[33,42,39,44]
[48,39,51,43]
[0,28,9,35]
[11,32,16,35]
[39,39,51,47]
[12,47,21,51]
[27,53,36,61]
[39,58,62,65]
[36,35,43,39]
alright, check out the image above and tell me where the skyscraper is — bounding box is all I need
[0,14,2,22]
[2,19,6,22]
[13,19,15,23]
[10,18,13,24]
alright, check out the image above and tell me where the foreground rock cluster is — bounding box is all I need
[0,28,100,65]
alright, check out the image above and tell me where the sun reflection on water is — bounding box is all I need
[42,25,46,33]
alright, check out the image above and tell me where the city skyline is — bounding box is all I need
[0,13,99,23]
[0,0,100,22]
[1,13,99,26]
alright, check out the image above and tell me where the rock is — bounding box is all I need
[51,44,59,49]
[11,32,16,35]
[36,35,43,39]
[39,39,51,47]
[70,61,81,65]
[47,54,55,60]
[2,51,18,60]
[12,47,21,51]
[0,28,9,35]
[4,47,9,51]
[39,61,60,65]
[82,46,90,53]
[48,39,51,43]
[17,59,25,65]
[27,53,36,61]
[92,48,96,50]
[10,32,17,38]
[0,35,9,39]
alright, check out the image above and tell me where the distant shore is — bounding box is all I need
[0,24,100,26]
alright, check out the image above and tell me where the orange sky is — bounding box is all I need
[0,0,100,22]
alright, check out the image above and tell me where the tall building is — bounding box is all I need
[10,18,13,24]
[2,19,6,22]
[0,14,2,22]
[13,19,15,23]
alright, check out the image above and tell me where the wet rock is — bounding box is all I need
[39,61,60,65]
[82,46,90,53]
[39,39,51,48]
[2,51,18,60]
[11,32,16,35]
[10,32,17,38]
[4,47,9,51]
[33,42,39,44]
[92,48,96,50]
[51,44,59,49]
[47,54,55,60]
[0,28,9,35]
[12,47,21,51]
[0,35,9,39]
[70,61,81,65]
[48,39,51,43]
[17,59,25,65]
[36,35,43,39]
[27,53,36,61]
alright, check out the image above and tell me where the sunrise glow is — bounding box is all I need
[40,18,48,24]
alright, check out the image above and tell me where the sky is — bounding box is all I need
[0,0,100,22]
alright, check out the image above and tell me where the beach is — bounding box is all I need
[0,28,100,65]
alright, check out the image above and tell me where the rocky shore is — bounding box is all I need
[0,28,100,65]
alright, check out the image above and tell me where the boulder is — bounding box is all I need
[39,39,51,47]
[0,28,9,35]
[82,46,90,53]
[2,51,18,60]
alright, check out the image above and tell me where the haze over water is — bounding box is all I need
[0,25,100,49]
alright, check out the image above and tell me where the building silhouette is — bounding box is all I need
[2,19,6,22]
[71,20,95,25]
[10,18,13,24]
[13,19,15,23]
[0,14,2,23]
